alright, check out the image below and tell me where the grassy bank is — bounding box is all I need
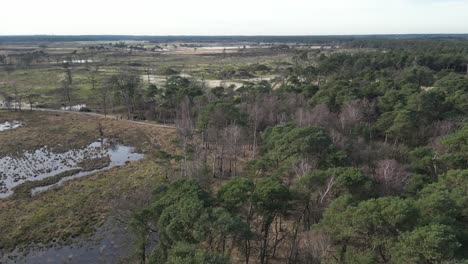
[0,110,176,252]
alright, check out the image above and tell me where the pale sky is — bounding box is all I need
[1,0,468,35]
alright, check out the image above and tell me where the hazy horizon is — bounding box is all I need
[1,33,468,37]
[2,0,468,36]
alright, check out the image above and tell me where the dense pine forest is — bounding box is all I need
[121,38,468,263]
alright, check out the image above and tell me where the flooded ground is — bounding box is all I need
[0,98,32,110]
[198,45,251,50]
[0,220,134,264]
[32,144,144,195]
[60,104,87,111]
[0,140,144,198]
[0,121,23,132]
[63,59,94,64]
[50,59,94,64]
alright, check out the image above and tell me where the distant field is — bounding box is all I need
[0,40,297,108]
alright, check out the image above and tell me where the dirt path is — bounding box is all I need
[0,107,177,129]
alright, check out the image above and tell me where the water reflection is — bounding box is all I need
[32,143,144,195]
[0,220,132,264]
[0,121,23,132]
[0,140,144,198]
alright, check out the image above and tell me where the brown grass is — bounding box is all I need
[0,110,177,252]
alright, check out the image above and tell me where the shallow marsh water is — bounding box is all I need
[0,140,144,198]
[0,121,23,132]
[59,104,87,111]
[0,220,133,264]
[32,144,144,195]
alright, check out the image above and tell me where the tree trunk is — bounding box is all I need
[260,216,273,264]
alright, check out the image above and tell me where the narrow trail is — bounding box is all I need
[0,107,177,129]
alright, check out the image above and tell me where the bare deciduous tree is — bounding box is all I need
[26,87,38,111]
[339,99,365,131]
[294,103,338,130]
[175,97,194,177]
[87,64,100,90]
[12,81,22,111]
[62,63,74,109]
[110,69,142,119]
[223,125,243,176]
[373,159,409,195]
[97,78,114,116]
[293,230,332,264]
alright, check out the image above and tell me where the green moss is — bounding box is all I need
[11,169,82,200]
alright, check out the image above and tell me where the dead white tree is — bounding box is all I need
[374,159,409,195]
[338,99,367,132]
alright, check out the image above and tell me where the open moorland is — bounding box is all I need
[0,38,304,109]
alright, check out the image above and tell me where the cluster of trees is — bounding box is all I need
[0,54,7,64]
[130,175,292,264]
[2,37,467,263]
[127,39,467,263]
